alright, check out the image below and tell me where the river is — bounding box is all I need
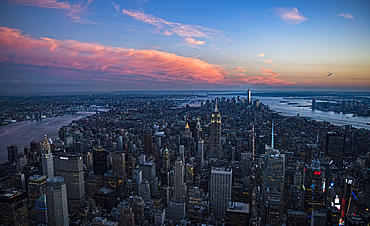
[0,112,94,164]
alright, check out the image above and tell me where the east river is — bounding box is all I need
[0,112,94,164]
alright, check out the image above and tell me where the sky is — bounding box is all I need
[0,0,369,94]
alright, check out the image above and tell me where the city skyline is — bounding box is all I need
[0,0,369,95]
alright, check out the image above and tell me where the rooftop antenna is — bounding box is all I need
[271,120,274,149]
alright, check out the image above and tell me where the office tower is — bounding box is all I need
[247,89,251,104]
[28,174,47,208]
[141,161,156,183]
[41,135,54,178]
[179,145,185,162]
[287,210,308,225]
[46,177,69,226]
[139,179,151,203]
[165,200,186,224]
[84,150,93,171]
[188,187,207,223]
[326,132,345,169]
[226,202,250,225]
[197,139,204,169]
[54,152,85,213]
[262,150,285,225]
[86,174,103,199]
[144,134,153,155]
[0,190,29,226]
[185,163,194,186]
[209,105,221,159]
[117,136,123,152]
[34,194,47,225]
[7,145,18,164]
[93,148,108,175]
[15,172,26,191]
[304,161,326,215]
[210,168,232,218]
[184,123,192,138]
[112,152,126,183]
[132,169,142,195]
[95,187,118,213]
[133,196,145,225]
[120,205,134,226]
[162,148,170,172]
[173,158,186,201]
[311,210,326,226]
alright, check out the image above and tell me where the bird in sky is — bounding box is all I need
[327,72,332,77]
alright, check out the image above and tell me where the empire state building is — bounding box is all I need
[209,105,221,159]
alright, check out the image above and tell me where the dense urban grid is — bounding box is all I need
[0,93,369,226]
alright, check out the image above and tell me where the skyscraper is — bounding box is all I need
[0,190,29,226]
[117,136,123,152]
[28,174,47,208]
[326,132,345,169]
[132,169,142,196]
[247,89,251,105]
[304,161,326,215]
[209,105,221,159]
[173,158,186,201]
[210,167,232,218]
[7,145,18,164]
[54,152,85,213]
[41,134,54,178]
[46,177,69,226]
[162,148,170,172]
[112,151,126,183]
[93,148,108,175]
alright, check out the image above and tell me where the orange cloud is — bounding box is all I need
[0,27,226,84]
[258,53,265,57]
[273,7,308,25]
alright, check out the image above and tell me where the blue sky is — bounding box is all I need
[0,0,369,94]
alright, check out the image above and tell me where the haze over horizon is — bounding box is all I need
[0,0,369,94]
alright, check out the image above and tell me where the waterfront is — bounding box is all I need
[0,112,94,164]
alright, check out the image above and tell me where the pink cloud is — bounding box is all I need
[273,7,308,25]
[0,27,226,84]
[234,67,295,86]
[11,0,71,9]
[116,7,222,40]
[184,38,205,47]
[264,59,276,67]
[9,0,94,24]
[339,13,354,19]
[258,53,265,57]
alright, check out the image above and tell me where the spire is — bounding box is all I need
[185,122,190,129]
[271,120,274,150]
[42,134,51,154]
[214,104,218,112]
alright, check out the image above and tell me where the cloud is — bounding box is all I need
[273,7,308,25]
[264,59,276,67]
[10,0,71,9]
[258,53,265,57]
[339,13,355,19]
[114,5,224,41]
[9,0,94,24]
[183,38,205,47]
[0,27,227,85]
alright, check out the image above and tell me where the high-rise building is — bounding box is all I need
[210,167,232,218]
[54,152,85,213]
[197,139,204,169]
[41,135,54,178]
[185,163,195,186]
[326,132,345,169]
[141,161,156,183]
[95,187,118,213]
[117,136,123,152]
[304,161,326,216]
[46,177,69,226]
[209,105,221,159]
[247,89,251,105]
[120,205,134,226]
[34,194,47,225]
[133,196,145,225]
[144,134,153,155]
[112,152,126,183]
[0,190,29,226]
[93,148,108,175]
[139,179,151,203]
[7,145,18,164]
[162,148,170,172]
[132,169,142,196]
[173,158,186,201]
[28,174,47,208]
